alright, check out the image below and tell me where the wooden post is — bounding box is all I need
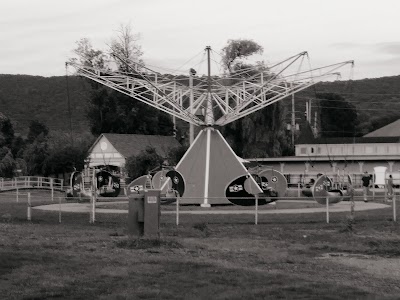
[90,170,96,224]
[298,182,301,197]
[255,195,259,225]
[27,192,31,221]
[175,194,180,226]
[50,178,54,202]
[59,197,62,223]
[350,198,355,222]
[326,197,329,223]
[16,188,19,203]
[393,192,397,222]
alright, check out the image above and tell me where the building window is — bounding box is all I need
[311,147,314,154]
[300,147,306,155]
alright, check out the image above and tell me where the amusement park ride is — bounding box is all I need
[67,47,354,206]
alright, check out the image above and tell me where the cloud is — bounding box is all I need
[374,42,400,55]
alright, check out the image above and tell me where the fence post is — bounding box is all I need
[16,188,19,203]
[393,192,397,222]
[350,198,355,222]
[255,195,259,225]
[51,178,54,202]
[90,171,96,224]
[326,197,329,224]
[27,192,31,221]
[176,194,180,226]
[297,183,301,197]
[59,197,62,223]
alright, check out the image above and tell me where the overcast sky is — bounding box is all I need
[1,0,400,80]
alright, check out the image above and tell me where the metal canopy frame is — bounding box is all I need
[67,49,354,127]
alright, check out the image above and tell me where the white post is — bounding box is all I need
[59,197,62,223]
[16,188,19,203]
[298,182,301,198]
[201,128,212,207]
[51,178,54,202]
[176,195,180,226]
[27,192,31,221]
[326,197,329,223]
[189,71,194,145]
[393,192,397,222]
[255,195,258,225]
[90,174,96,224]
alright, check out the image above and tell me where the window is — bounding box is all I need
[300,147,306,155]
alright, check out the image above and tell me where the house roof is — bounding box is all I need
[364,119,400,137]
[95,133,181,158]
[297,136,400,145]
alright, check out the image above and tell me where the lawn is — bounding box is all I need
[1,190,400,299]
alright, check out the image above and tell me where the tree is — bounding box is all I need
[0,116,14,147]
[221,39,263,73]
[0,147,16,178]
[72,24,174,137]
[110,23,143,72]
[23,134,50,176]
[220,39,290,158]
[27,120,49,143]
[317,93,359,138]
[125,147,164,180]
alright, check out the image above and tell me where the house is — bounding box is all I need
[86,133,181,173]
[246,119,400,185]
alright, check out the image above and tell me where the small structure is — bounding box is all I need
[86,133,181,173]
[247,120,400,186]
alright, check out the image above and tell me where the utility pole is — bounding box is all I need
[291,86,295,148]
[205,46,213,125]
[65,63,74,147]
[189,68,196,144]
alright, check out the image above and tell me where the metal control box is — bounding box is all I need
[127,189,161,237]
[144,189,161,237]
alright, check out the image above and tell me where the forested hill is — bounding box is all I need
[0,74,91,135]
[1,74,400,135]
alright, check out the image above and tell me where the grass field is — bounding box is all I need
[1,190,400,299]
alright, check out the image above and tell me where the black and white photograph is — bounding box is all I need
[1,0,400,299]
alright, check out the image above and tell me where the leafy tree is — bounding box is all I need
[72,24,174,137]
[23,134,50,176]
[0,147,16,178]
[27,120,49,143]
[221,39,263,73]
[125,147,164,180]
[0,116,14,147]
[220,39,290,157]
[317,93,359,137]
[71,38,107,69]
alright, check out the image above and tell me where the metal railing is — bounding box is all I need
[0,176,64,191]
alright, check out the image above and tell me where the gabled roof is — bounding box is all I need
[92,133,181,158]
[364,119,400,137]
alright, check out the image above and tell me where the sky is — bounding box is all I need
[1,0,400,80]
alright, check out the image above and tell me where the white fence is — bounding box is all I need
[0,176,64,191]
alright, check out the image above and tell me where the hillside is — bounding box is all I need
[0,74,400,136]
[0,74,91,135]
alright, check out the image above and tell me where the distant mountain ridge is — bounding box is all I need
[0,74,399,135]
